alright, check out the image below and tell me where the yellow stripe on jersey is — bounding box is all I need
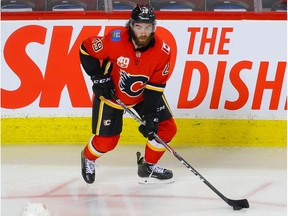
[146,84,165,92]
[80,46,90,56]
[103,62,112,75]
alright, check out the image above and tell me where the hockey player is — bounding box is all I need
[79,4,177,184]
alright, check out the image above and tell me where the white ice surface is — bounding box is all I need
[1,144,287,216]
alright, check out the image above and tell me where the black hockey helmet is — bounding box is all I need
[130,4,156,25]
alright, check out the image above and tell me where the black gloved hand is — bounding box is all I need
[138,113,159,140]
[91,59,114,99]
[91,74,114,99]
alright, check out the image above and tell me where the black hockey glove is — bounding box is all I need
[91,59,115,99]
[91,74,114,99]
[138,113,159,140]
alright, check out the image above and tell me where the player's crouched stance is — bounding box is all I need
[80,4,177,184]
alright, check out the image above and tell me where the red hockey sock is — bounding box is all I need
[84,134,120,161]
[84,145,100,161]
[144,141,166,164]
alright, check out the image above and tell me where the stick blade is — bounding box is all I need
[228,199,249,210]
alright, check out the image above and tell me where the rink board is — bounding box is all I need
[1,117,286,147]
[1,13,287,147]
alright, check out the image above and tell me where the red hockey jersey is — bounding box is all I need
[81,27,172,107]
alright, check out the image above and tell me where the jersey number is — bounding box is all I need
[92,38,103,52]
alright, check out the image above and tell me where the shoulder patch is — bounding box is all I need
[111,30,121,42]
[161,41,170,55]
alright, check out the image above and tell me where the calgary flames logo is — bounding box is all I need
[119,70,149,97]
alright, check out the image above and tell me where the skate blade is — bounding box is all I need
[138,177,175,185]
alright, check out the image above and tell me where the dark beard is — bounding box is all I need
[131,31,154,48]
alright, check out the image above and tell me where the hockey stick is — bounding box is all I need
[110,92,249,210]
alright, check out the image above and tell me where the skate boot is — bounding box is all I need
[136,152,174,184]
[81,150,95,184]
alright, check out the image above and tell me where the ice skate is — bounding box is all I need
[136,152,174,184]
[81,150,96,184]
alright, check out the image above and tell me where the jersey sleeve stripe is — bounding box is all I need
[80,45,90,56]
